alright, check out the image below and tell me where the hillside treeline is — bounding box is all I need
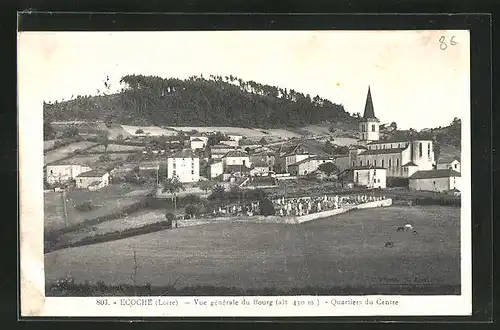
[43,74,355,128]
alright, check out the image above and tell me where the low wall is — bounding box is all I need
[178,198,393,227]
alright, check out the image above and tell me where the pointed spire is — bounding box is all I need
[363,86,376,119]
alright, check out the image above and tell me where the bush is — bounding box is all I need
[75,201,93,212]
[165,212,175,221]
[135,129,144,134]
[259,198,275,216]
[185,204,199,216]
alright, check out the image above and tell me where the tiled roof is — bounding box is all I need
[224,150,248,158]
[191,138,204,142]
[359,148,405,155]
[170,150,199,158]
[77,169,108,177]
[409,169,461,179]
[289,156,334,167]
[362,86,377,120]
[352,165,386,170]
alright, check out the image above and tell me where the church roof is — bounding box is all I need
[402,161,418,167]
[359,148,405,155]
[363,86,377,120]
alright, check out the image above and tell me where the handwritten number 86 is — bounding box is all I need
[439,36,457,50]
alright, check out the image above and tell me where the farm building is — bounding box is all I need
[250,151,275,171]
[167,150,200,183]
[222,150,250,167]
[222,165,251,181]
[436,157,461,172]
[209,161,224,179]
[190,137,206,150]
[46,164,92,184]
[287,156,335,177]
[279,143,325,173]
[76,169,110,190]
[227,135,243,143]
[409,169,461,192]
[352,166,387,189]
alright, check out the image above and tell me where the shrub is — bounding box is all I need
[185,204,199,216]
[135,129,144,134]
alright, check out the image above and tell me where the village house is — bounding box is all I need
[238,139,261,151]
[352,166,387,189]
[409,169,461,192]
[210,144,236,159]
[227,134,243,143]
[250,159,272,177]
[190,137,207,150]
[278,143,323,173]
[287,156,335,176]
[250,151,276,171]
[209,160,224,179]
[222,150,251,167]
[436,157,461,172]
[76,169,110,190]
[46,164,92,184]
[167,149,200,183]
[334,86,435,178]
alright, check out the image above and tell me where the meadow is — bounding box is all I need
[45,205,460,294]
[44,141,99,165]
[44,184,153,231]
[86,144,144,153]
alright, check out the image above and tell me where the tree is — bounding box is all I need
[135,129,144,135]
[116,133,124,141]
[390,122,398,130]
[43,121,54,140]
[62,124,78,138]
[258,137,268,145]
[209,184,226,201]
[318,162,339,176]
[259,198,275,216]
[197,180,213,194]
[323,140,335,155]
[185,204,199,217]
[98,131,110,152]
[162,177,185,227]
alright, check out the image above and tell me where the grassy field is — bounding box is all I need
[44,141,99,165]
[53,153,137,167]
[45,205,460,293]
[44,184,153,231]
[86,144,144,153]
[121,125,178,136]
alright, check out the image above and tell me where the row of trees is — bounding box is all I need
[44,74,355,128]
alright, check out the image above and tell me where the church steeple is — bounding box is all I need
[363,86,377,119]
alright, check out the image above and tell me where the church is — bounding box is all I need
[335,87,436,178]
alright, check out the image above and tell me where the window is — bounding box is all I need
[79,179,82,183]
[454,164,458,169]
[371,124,375,132]
[243,160,246,166]
[352,161,355,166]
[428,143,431,157]
[388,159,392,167]
[367,160,370,165]
[360,160,363,166]
[356,173,359,182]
[50,170,53,174]
[396,158,399,167]
[381,159,384,167]
[173,170,176,176]
[191,170,195,175]
[374,159,377,166]
[419,143,423,157]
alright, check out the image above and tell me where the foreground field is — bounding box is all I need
[45,205,460,293]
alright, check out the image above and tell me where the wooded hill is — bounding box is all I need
[43,74,356,128]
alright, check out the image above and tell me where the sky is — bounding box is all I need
[18,30,470,130]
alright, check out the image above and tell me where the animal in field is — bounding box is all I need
[413,230,419,235]
[404,224,414,231]
[396,226,405,232]
[384,241,394,248]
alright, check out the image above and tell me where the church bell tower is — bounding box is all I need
[359,86,380,142]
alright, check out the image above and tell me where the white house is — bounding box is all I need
[167,150,200,183]
[76,169,110,190]
[190,137,207,150]
[352,166,387,189]
[227,135,243,143]
[436,157,461,172]
[409,169,461,192]
[222,150,250,167]
[287,156,335,176]
[209,161,224,179]
[281,143,320,173]
[46,164,92,184]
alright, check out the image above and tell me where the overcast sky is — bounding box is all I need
[18,30,470,130]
